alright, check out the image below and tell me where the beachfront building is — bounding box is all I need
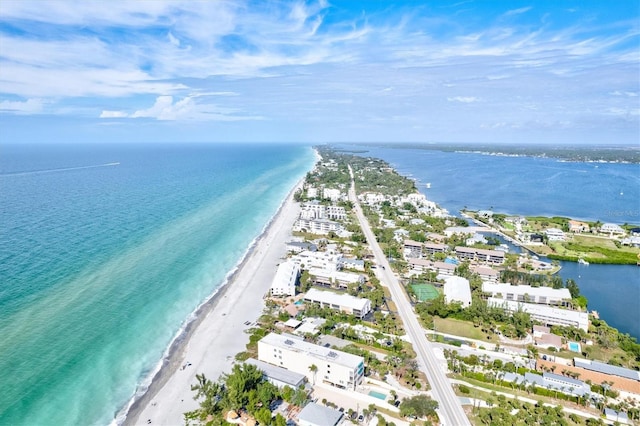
[286,241,318,254]
[455,247,505,264]
[307,267,365,290]
[545,228,566,242]
[293,218,344,236]
[258,332,365,390]
[292,250,341,270]
[487,298,589,331]
[407,258,455,276]
[270,260,300,297]
[443,276,472,307]
[246,358,307,389]
[303,288,371,318]
[300,201,347,221]
[482,283,571,306]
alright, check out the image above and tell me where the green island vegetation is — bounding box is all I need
[466,211,640,265]
[366,142,640,164]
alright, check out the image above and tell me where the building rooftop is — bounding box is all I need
[483,283,571,300]
[573,358,640,381]
[304,288,370,312]
[260,333,364,369]
[246,358,307,388]
[298,402,343,426]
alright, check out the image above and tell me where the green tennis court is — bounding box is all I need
[411,284,439,301]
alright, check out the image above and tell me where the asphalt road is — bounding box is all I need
[348,166,470,426]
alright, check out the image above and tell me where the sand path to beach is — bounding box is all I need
[125,182,302,426]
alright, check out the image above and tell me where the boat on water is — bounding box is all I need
[578,258,589,265]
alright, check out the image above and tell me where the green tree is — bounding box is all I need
[399,394,439,418]
[223,363,264,409]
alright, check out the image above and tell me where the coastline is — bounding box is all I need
[121,177,306,426]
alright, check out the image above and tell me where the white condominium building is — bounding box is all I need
[293,218,343,235]
[258,333,365,390]
[482,283,571,305]
[270,260,300,297]
[487,298,589,331]
[303,288,371,318]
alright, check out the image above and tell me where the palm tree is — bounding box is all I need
[309,364,318,385]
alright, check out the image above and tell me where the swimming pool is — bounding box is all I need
[368,390,387,400]
[568,342,581,353]
[294,300,304,306]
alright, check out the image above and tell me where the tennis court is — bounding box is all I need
[411,283,439,301]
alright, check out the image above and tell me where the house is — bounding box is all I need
[601,223,626,236]
[270,260,300,297]
[443,276,472,307]
[545,228,565,242]
[298,402,343,426]
[466,233,488,246]
[529,233,544,243]
[532,326,563,350]
[393,228,410,242]
[568,220,590,233]
[303,288,371,318]
[478,210,494,219]
[292,250,341,270]
[294,317,327,336]
[258,333,365,390]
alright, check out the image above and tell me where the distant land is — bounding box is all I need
[354,143,640,164]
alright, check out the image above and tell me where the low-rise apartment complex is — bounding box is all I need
[303,288,371,318]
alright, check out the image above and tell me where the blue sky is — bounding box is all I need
[0,0,638,144]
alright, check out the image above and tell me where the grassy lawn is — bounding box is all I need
[433,317,492,341]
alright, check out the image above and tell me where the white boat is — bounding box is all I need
[578,258,589,265]
[425,182,431,188]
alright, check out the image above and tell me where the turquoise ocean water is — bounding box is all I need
[0,143,315,425]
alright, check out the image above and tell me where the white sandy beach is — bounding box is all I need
[124,181,304,426]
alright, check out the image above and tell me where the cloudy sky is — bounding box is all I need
[1,0,638,144]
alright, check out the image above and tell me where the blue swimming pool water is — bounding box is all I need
[369,390,387,400]
[568,342,581,352]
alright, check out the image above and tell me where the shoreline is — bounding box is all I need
[121,176,307,426]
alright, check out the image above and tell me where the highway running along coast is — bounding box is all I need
[347,165,471,426]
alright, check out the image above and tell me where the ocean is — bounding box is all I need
[335,143,640,340]
[0,143,315,425]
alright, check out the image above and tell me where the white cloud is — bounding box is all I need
[447,96,479,103]
[102,95,262,121]
[100,110,128,118]
[0,98,45,114]
[502,7,533,17]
